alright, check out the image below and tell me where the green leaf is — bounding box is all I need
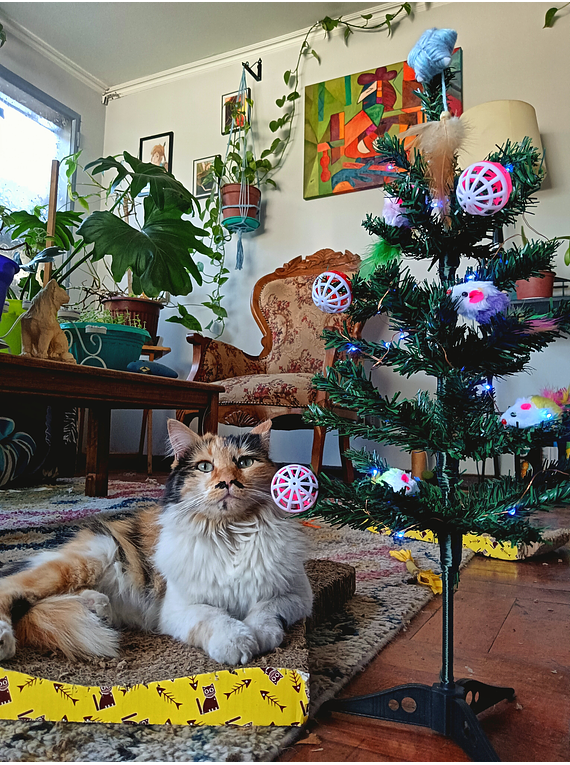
[320,16,339,32]
[520,226,528,245]
[269,120,280,133]
[284,70,291,85]
[275,96,286,107]
[344,26,353,42]
[311,49,321,63]
[361,13,373,19]
[286,91,300,101]
[403,3,412,14]
[265,178,277,188]
[0,23,6,47]
[166,306,202,332]
[544,6,560,26]
[77,200,211,297]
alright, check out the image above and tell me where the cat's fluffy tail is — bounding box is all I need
[14,592,119,660]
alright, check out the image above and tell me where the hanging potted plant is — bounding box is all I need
[208,73,279,269]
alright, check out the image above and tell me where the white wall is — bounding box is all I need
[100,3,570,467]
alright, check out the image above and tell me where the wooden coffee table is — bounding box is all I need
[0,355,223,497]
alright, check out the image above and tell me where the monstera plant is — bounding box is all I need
[76,151,213,298]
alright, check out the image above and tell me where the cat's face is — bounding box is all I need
[163,420,276,522]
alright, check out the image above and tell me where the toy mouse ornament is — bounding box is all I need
[447,281,510,323]
[500,396,562,428]
[373,467,419,496]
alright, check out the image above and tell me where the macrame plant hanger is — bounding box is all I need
[222,66,261,270]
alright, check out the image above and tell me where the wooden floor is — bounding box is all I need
[113,470,569,761]
[279,537,570,762]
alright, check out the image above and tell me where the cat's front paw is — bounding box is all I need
[0,619,16,660]
[207,622,259,666]
[79,590,111,624]
[245,615,284,655]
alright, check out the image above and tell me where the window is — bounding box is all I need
[0,64,80,245]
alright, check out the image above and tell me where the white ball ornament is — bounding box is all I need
[312,271,352,314]
[271,464,319,513]
[456,161,512,216]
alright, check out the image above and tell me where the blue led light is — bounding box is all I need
[370,468,379,476]
[395,531,405,538]
[466,272,477,281]
[347,345,359,353]
[507,507,517,516]
[505,163,514,173]
[482,383,492,391]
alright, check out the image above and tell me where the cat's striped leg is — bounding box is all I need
[0,530,119,660]
[160,596,260,666]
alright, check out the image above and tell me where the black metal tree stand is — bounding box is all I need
[325,528,516,761]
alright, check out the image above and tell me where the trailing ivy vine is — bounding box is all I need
[265,4,413,182]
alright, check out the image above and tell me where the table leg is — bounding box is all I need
[147,409,153,476]
[202,394,219,434]
[85,406,111,497]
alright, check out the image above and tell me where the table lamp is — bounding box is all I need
[457,99,544,171]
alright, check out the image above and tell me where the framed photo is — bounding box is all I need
[193,155,219,199]
[221,89,251,135]
[139,131,174,173]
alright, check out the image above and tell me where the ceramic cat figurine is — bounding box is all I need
[0,420,313,666]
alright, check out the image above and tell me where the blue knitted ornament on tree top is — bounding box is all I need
[407,28,457,83]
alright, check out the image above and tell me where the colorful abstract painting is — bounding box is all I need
[303,49,462,199]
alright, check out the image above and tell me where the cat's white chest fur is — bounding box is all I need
[154,503,308,621]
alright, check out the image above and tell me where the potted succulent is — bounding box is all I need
[60,306,151,371]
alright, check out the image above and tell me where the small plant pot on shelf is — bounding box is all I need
[102,296,163,345]
[61,322,151,371]
[515,271,555,300]
[221,183,261,232]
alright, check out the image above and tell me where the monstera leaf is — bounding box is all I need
[85,152,194,214]
[77,197,210,297]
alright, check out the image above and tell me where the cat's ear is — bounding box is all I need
[167,418,201,459]
[250,419,272,450]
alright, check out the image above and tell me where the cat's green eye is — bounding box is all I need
[237,456,254,469]
[196,461,214,473]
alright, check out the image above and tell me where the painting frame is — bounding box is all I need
[193,155,219,199]
[138,131,174,173]
[303,50,463,200]
[221,88,251,136]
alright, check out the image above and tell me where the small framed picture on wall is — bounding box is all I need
[193,155,219,199]
[221,89,251,135]
[139,131,174,173]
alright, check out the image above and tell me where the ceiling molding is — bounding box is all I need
[0,1,445,99]
[106,1,443,100]
[0,10,109,93]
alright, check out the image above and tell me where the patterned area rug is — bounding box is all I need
[0,480,473,761]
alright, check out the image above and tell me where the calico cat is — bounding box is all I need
[0,420,313,666]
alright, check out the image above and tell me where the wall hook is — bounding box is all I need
[242,59,262,82]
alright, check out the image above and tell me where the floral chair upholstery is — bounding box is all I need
[177,248,362,481]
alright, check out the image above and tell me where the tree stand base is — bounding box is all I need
[325,672,514,760]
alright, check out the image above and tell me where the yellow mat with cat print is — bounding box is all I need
[0,665,309,726]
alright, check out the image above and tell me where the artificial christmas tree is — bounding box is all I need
[303,28,570,761]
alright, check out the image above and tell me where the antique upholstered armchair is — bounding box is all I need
[177,248,362,482]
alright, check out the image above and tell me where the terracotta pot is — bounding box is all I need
[220,183,261,231]
[515,271,555,300]
[103,296,163,344]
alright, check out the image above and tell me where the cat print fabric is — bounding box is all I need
[0,420,313,666]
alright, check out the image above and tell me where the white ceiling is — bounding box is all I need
[0,1,378,87]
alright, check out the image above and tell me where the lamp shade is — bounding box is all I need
[457,100,544,171]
